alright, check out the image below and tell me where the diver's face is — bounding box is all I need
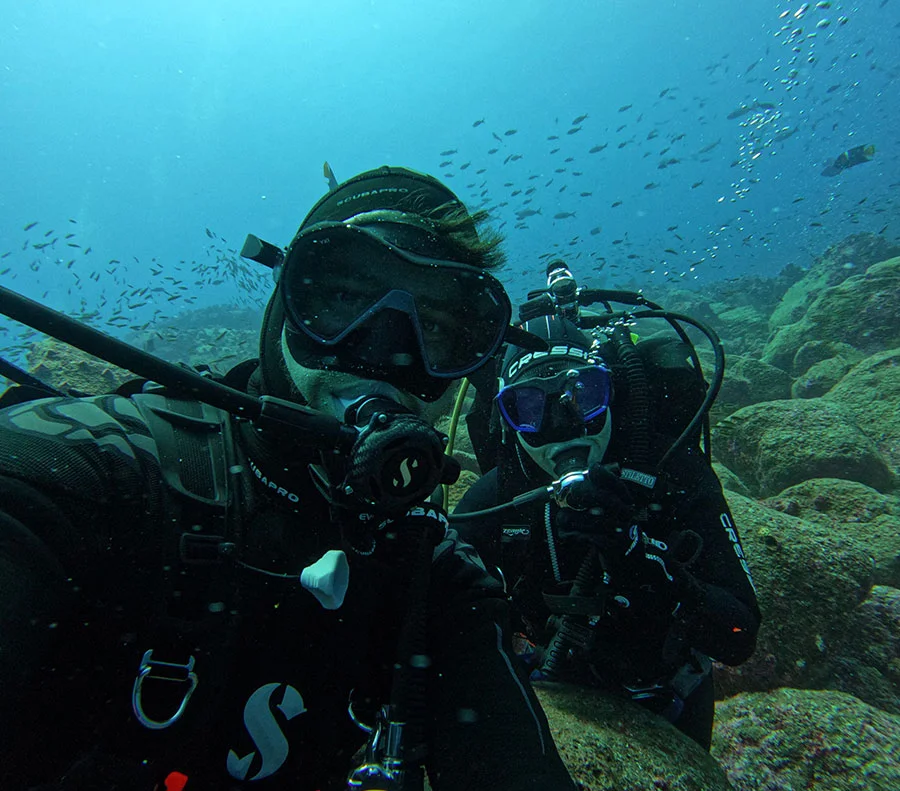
[517,407,613,478]
[280,329,455,425]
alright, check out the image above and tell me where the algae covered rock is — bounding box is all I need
[701,351,792,424]
[816,586,900,716]
[535,683,733,791]
[26,338,134,394]
[767,233,900,335]
[712,462,751,497]
[445,469,479,513]
[713,399,894,498]
[763,255,900,372]
[823,348,900,473]
[791,339,864,377]
[764,478,900,587]
[710,305,770,357]
[715,493,873,695]
[712,688,900,791]
[128,305,263,370]
[790,355,858,398]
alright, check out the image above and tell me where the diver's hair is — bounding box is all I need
[425,202,507,270]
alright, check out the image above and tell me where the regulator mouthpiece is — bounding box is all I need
[552,445,591,478]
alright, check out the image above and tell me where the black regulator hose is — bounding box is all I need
[578,309,724,467]
[577,288,662,311]
[536,547,601,681]
[611,325,651,470]
[627,310,725,468]
[391,522,435,779]
[348,519,439,790]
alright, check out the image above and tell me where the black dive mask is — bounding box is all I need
[279,217,512,402]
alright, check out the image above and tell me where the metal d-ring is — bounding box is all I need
[132,648,198,730]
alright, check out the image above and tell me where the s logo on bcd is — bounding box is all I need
[227,683,307,781]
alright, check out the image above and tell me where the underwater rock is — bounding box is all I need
[728,355,792,403]
[716,493,873,696]
[767,233,900,333]
[814,586,900,716]
[763,255,900,372]
[791,339,864,377]
[712,462,751,497]
[708,305,770,357]
[823,348,900,474]
[713,399,894,497]
[700,350,792,424]
[128,305,262,371]
[712,688,900,791]
[534,683,732,791]
[690,267,804,328]
[791,354,859,398]
[764,478,900,587]
[26,338,134,395]
[445,469,480,512]
[436,407,482,478]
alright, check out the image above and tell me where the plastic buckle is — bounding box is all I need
[669,650,712,700]
[132,649,198,730]
[179,532,228,564]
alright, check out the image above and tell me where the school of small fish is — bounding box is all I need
[1,1,898,367]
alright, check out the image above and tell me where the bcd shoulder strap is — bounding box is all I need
[127,390,245,734]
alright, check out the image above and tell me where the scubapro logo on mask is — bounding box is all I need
[335,186,409,209]
[227,683,307,781]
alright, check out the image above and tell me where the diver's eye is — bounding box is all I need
[417,301,453,337]
[420,317,440,334]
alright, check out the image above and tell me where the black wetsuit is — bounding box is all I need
[454,444,761,749]
[0,392,576,790]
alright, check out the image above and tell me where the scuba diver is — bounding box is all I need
[453,265,761,750]
[0,167,577,790]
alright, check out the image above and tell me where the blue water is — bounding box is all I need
[1,0,898,356]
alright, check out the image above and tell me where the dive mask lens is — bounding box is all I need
[496,363,612,434]
[280,222,511,377]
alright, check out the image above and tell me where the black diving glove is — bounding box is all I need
[611,528,705,619]
[555,463,637,559]
[556,462,635,518]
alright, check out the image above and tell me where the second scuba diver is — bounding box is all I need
[453,265,761,750]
